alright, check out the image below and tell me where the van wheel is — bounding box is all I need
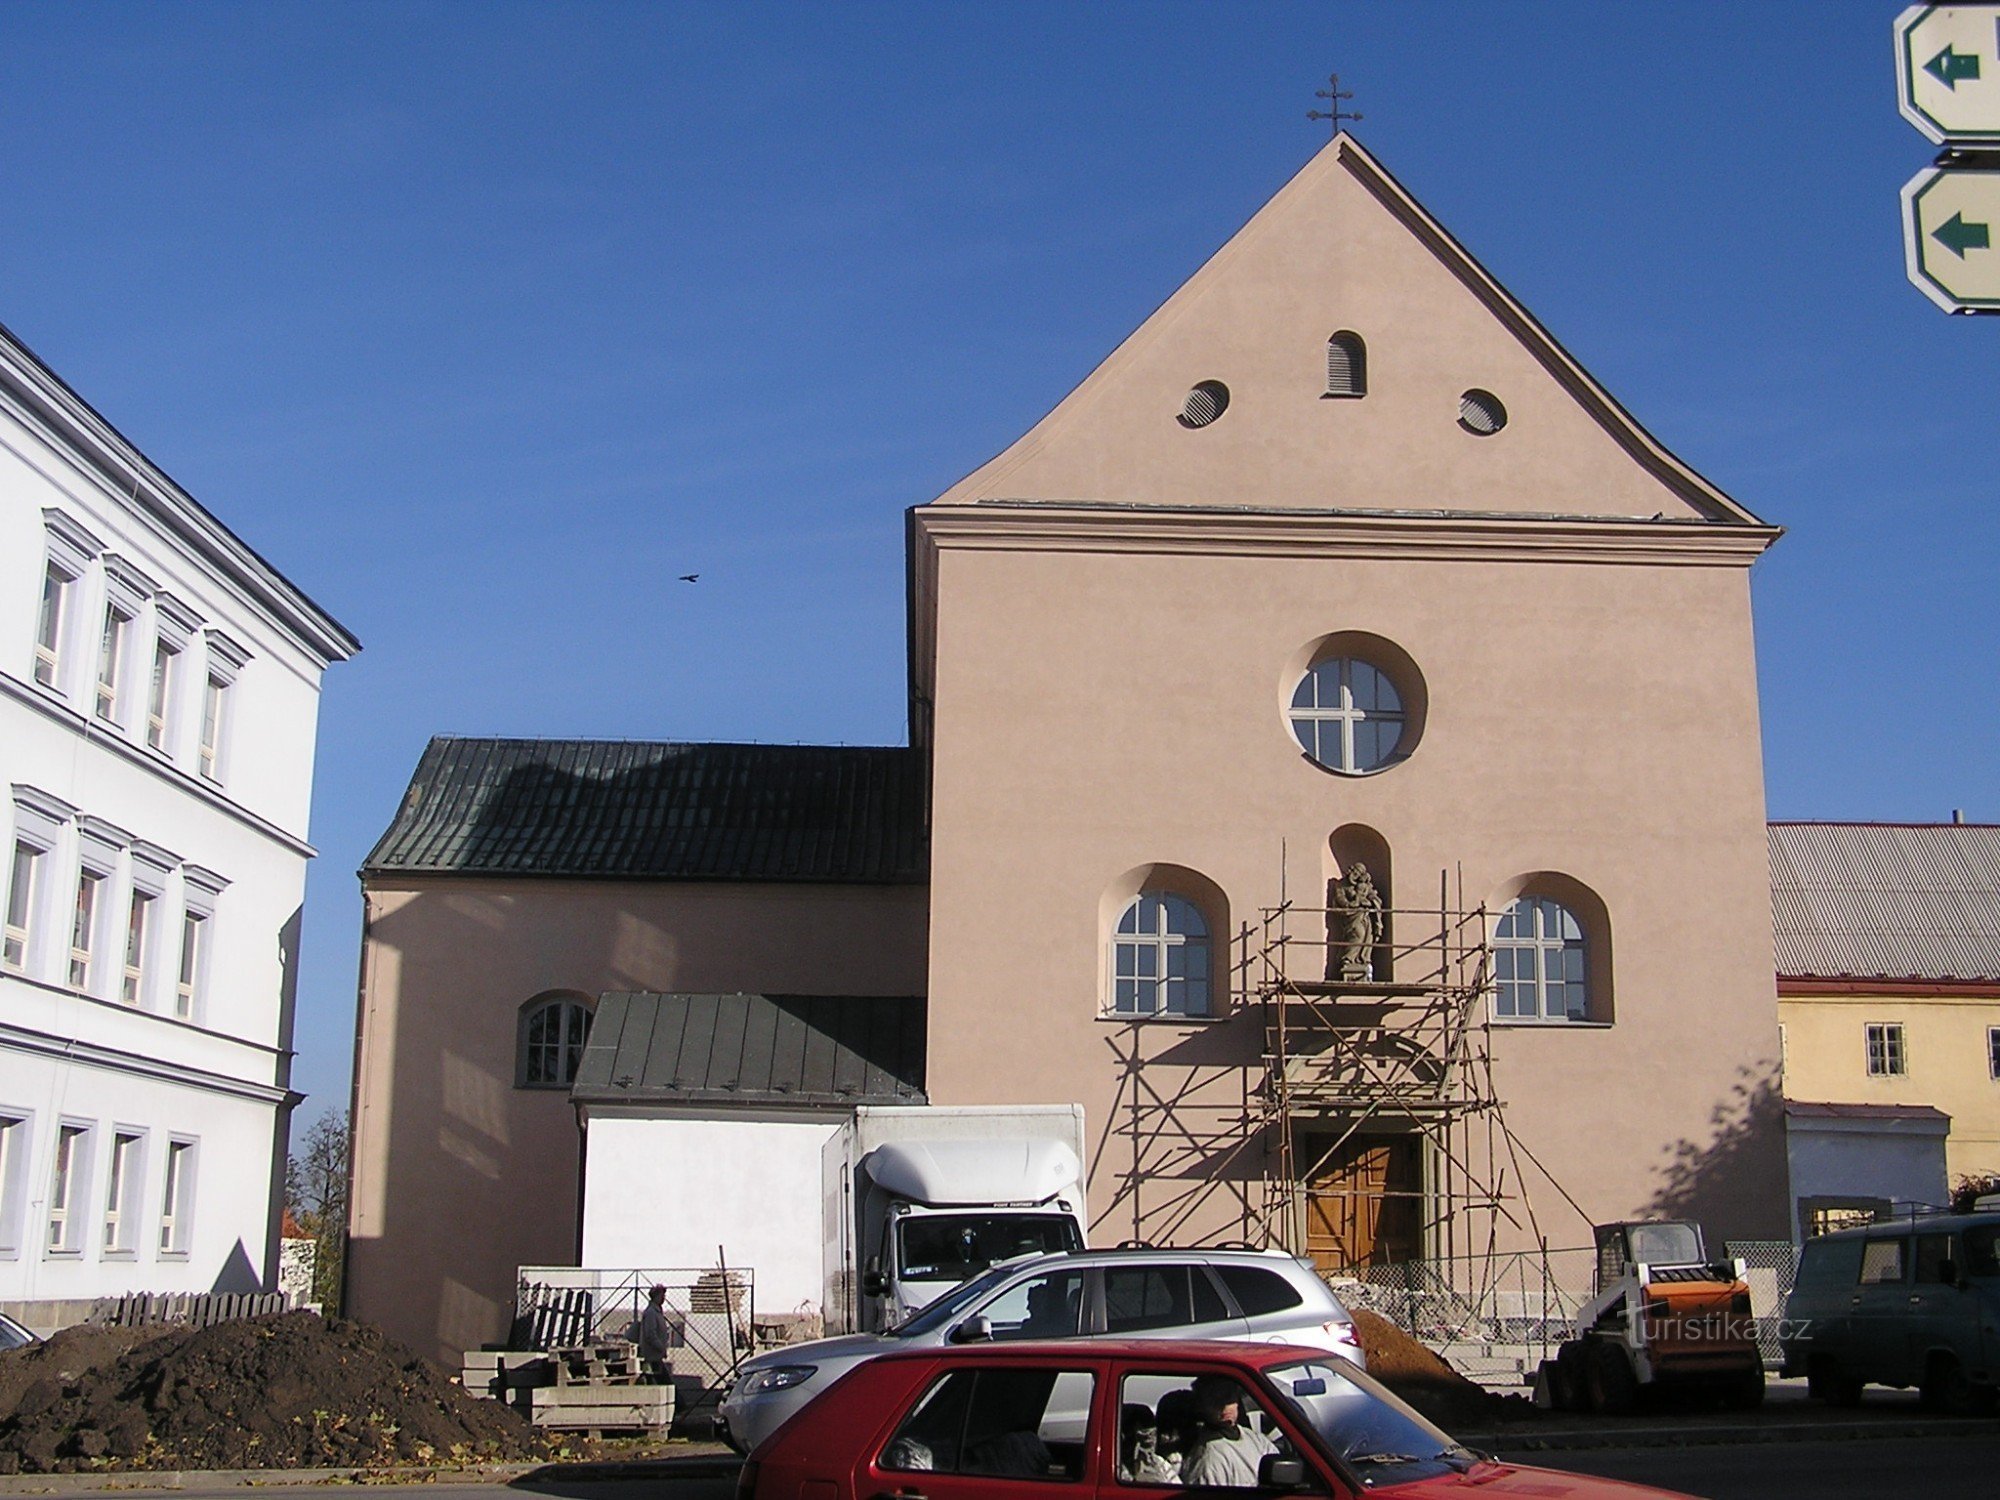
[1806,1358,1863,1406]
[1920,1355,1989,1416]
[1585,1341,1638,1415]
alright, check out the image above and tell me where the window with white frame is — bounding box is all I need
[518,995,592,1087]
[175,910,206,1020]
[1493,896,1589,1022]
[147,638,176,751]
[159,1138,194,1255]
[198,675,227,780]
[5,787,73,980]
[34,563,72,690]
[103,1129,143,1254]
[1289,658,1407,774]
[121,891,153,1006]
[68,869,103,992]
[0,1113,29,1259]
[196,631,249,786]
[94,605,130,724]
[3,842,38,973]
[1867,1023,1907,1077]
[1111,893,1212,1017]
[47,1121,91,1254]
[34,511,104,699]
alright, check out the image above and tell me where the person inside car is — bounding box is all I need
[1180,1374,1277,1487]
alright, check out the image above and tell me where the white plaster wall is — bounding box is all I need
[0,1049,278,1301]
[1786,1123,1949,1217]
[580,1115,841,1315]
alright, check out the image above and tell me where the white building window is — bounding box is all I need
[159,1138,195,1255]
[1866,1023,1907,1078]
[519,994,592,1087]
[121,891,153,1006]
[68,869,103,992]
[95,605,131,724]
[175,910,207,1021]
[1112,894,1212,1017]
[34,563,71,690]
[1290,658,1407,774]
[147,639,177,752]
[3,842,38,972]
[0,1113,30,1259]
[198,676,227,781]
[1494,896,1588,1022]
[103,1129,143,1255]
[47,1121,91,1255]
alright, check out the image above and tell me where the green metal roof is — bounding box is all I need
[571,991,927,1108]
[364,737,927,882]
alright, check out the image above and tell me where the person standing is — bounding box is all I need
[639,1283,673,1384]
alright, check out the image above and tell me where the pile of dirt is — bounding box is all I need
[0,1312,548,1473]
[1350,1308,1502,1427]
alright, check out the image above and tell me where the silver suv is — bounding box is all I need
[718,1247,1362,1453]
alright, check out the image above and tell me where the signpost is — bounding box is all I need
[1897,5,2000,144]
[1897,7,2000,310]
[1902,166,2000,310]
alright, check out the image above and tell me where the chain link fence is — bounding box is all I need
[516,1265,755,1401]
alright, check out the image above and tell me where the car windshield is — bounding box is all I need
[1262,1358,1472,1485]
[899,1214,1083,1283]
[885,1262,1022,1339]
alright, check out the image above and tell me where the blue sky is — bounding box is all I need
[3,2,1993,1124]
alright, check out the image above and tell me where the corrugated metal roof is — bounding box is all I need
[1770,822,2000,982]
[571,991,927,1108]
[364,738,927,882]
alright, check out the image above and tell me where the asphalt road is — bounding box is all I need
[1503,1433,2000,1499]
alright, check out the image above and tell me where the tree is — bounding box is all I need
[1951,1173,2000,1215]
[286,1110,350,1313]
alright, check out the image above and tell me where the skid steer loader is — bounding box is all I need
[1537,1220,1764,1413]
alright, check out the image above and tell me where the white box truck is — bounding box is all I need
[821,1104,1088,1334]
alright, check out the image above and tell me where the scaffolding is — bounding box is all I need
[1253,868,1544,1271]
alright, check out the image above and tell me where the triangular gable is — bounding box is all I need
[933,135,1761,525]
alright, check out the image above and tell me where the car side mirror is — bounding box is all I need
[948,1314,993,1344]
[1259,1455,1307,1490]
[861,1270,887,1298]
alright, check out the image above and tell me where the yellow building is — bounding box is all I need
[1773,821,2000,1232]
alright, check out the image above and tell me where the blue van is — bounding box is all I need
[1780,1211,2000,1413]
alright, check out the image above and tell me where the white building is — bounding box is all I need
[0,322,357,1328]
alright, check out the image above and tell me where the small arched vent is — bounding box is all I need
[1325,333,1367,398]
[1179,380,1230,429]
[1459,388,1507,435]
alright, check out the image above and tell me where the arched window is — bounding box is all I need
[518,992,593,1087]
[1112,894,1211,1017]
[1326,332,1367,398]
[1493,897,1588,1022]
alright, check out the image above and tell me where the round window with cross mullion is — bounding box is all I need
[1290,658,1407,774]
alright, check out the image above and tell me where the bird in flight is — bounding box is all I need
[679,573,699,584]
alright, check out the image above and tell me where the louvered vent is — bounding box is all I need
[1326,332,1367,397]
[1459,388,1507,435]
[1179,380,1230,428]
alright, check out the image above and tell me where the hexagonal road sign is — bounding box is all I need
[1897,5,2000,144]
[1903,166,2000,310]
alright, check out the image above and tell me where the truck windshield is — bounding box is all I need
[898,1214,1083,1284]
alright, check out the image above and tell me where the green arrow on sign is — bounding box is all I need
[1934,211,1992,258]
[1926,44,1983,90]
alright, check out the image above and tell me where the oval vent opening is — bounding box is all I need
[1459,389,1507,435]
[1179,380,1230,429]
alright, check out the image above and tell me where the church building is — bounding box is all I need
[347,135,1789,1366]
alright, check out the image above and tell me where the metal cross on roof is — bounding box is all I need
[1307,72,1361,138]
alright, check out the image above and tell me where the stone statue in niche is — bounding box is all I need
[1325,862,1384,982]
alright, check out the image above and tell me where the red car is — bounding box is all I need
[738,1338,1687,1500]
